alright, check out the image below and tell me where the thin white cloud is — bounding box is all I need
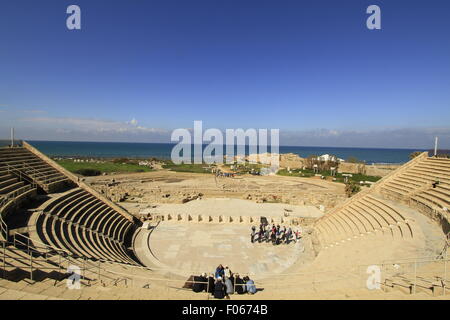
[128,118,138,126]
[7,116,450,148]
[19,116,168,135]
[279,127,450,149]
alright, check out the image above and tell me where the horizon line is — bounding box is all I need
[16,139,435,151]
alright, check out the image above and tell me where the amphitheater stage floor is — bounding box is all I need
[134,222,312,279]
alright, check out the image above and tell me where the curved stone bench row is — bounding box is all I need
[375,157,450,237]
[315,195,413,248]
[316,156,450,249]
[37,213,134,265]
[416,165,450,176]
[413,191,449,212]
[36,188,136,265]
[388,158,450,212]
[422,158,450,169]
[381,182,413,196]
[408,168,450,183]
[0,172,37,239]
[376,157,449,210]
[0,147,69,191]
[0,173,36,206]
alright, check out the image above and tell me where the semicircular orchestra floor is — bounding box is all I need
[135,222,312,279]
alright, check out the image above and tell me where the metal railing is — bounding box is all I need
[2,229,449,298]
[6,161,51,186]
[1,233,120,286]
[358,253,449,296]
[0,185,34,207]
[6,163,39,189]
[0,216,7,241]
[1,206,448,299]
[8,232,146,284]
[1,228,358,298]
[0,165,39,240]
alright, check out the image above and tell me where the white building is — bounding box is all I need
[316,154,344,162]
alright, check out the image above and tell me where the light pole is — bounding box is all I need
[10,128,14,147]
[434,136,438,157]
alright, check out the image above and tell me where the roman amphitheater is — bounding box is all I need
[0,141,449,300]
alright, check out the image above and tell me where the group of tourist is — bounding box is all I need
[189,264,257,299]
[215,171,235,178]
[251,223,302,245]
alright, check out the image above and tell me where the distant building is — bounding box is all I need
[316,154,344,162]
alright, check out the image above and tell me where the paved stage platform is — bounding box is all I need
[135,222,312,279]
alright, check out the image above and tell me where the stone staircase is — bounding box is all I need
[0,171,37,241]
[0,147,71,193]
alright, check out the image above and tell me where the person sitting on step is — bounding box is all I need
[207,273,215,294]
[225,276,234,295]
[243,276,257,294]
[192,273,207,293]
[234,274,245,294]
[213,277,227,299]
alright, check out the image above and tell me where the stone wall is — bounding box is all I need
[337,162,366,174]
[279,153,305,169]
[338,162,401,177]
[365,164,401,177]
[150,213,316,226]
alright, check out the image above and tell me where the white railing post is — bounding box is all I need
[444,259,447,295]
[3,241,6,278]
[166,280,169,296]
[83,258,86,282]
[29,252,33,281]
[413,260,417,294]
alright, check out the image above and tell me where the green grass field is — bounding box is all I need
[161,161,212,173]
[56,160,152,176]
[161,161,268,174]
[277,168,381,184]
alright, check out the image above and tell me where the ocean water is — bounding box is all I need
[24,141,428,164]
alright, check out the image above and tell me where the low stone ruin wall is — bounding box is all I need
[148,213,317,226]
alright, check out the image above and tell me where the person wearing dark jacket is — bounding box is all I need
[199,273,208,291]
[207,274,215,293]
[251,226,256,243]
[271,230,276,245]
[192,273,207,293]
[234,274,245,294]
[213,278,226,299]
[215,264,225,279]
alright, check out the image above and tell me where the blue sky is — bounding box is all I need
[0,0,449,148]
